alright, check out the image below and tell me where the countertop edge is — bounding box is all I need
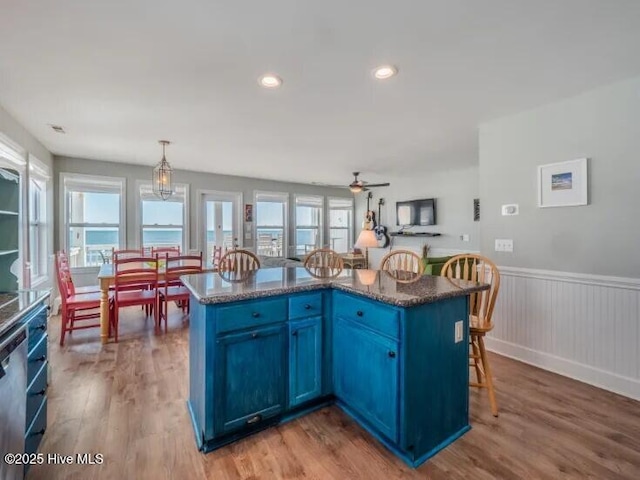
[0,289,51,338]
[182,274,490,308]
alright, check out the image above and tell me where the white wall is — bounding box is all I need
[354,166,479,269]
[479,76,640,399]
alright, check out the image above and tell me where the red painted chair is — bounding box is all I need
[110,255,159,342]
[211,246,223,270]
[56,251,101,294]
[55,252,112,346]
[158,253,203,333]
[151,246,181,257]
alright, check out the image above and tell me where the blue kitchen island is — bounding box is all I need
[182,267,488,468]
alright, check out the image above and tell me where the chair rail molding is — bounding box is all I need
[486,265,640,401]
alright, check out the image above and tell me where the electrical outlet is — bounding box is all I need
[460,234,470,242]
[455,321,463,343]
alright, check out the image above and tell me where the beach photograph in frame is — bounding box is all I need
[538,158,588,208]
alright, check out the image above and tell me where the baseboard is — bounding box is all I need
[484,336,640,401]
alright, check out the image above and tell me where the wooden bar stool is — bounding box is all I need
[441,254,501,416]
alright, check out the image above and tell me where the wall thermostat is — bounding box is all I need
[501,204,519,216]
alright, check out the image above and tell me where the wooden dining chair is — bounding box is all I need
[112,247,143,262]
[158,253,203,333]
[218,249,261,273]
[304,248,344,277]
[441,254,501,417]
[55,252,110,345]
[380,249,424,275]
[110,254,159,341]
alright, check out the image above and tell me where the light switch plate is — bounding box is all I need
[455,321,463,343]
[495,239,514,252]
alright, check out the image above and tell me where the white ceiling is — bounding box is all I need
[1,0,640,185]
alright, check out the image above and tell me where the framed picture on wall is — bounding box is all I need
[244,203,253,222]
[538,158,588,208]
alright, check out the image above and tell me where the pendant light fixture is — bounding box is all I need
[153,140,174,200]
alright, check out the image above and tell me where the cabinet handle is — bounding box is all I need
[246,414,262,425]
[252,312,260,318]
[292,330,298,336]
[251,332,258,338]
[31,389,46,397]
[33,356,46,363]
[30,428,46,437]
[304,304,312,310]
[388,351,396,358]
[356,311,364,317]
[34,325,46,331]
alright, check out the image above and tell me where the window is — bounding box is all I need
[62,173,125,268]
[294,195,323,256]
[328,197,354,253]
[138,182,188,251]
[255,192,288,257]
[28,157,49,284]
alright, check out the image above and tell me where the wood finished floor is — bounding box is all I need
[27,306,640,480]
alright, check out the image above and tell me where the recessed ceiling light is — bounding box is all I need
[373,65,398,80]
[258,74,283,89]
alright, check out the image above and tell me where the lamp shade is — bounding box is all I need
[355,229,378,249]
[356,269,377,286]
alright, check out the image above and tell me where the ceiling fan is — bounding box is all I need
[347,172,390,193]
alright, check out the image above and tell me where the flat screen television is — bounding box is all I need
[396,198,436,226]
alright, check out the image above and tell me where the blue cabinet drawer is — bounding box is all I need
[27,334,47,385]
[25,397,47,456]
[26,304,48,353]
[289,293,323,319]
[334,293,400,340]
[27,362,48,430]
[216,298,287,334]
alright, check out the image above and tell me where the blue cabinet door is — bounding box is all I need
[333,316,399,442]
[289,316,322,407]
[215,324,287,434]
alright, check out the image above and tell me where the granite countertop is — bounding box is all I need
[182,267,489,308]
[0,290,51,338]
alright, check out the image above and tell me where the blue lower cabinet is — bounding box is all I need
[333,316,399,442]
[288,316,322,407]
[214,324,287,434]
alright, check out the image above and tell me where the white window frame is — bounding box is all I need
[27,156,50,286]
[60,172,126,271]
[136,181,189,252]
[196,189,243,255]
[328,197,354,253]
[254,191,289,257]
[294,194,323,256]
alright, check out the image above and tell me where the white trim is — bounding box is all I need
[294,193,324,254]
[485,337,640,401]
[254,190,289,256]
[135,180,189,250]
[59,172,127,266]
[0,132,27,168]
[196,189,243,254]
[498,265,640,291]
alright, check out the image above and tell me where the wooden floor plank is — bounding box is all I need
[26,307,640,480]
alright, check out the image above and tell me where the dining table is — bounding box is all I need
[97,262,215,344]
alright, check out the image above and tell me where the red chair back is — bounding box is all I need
[112,248,143,263]
[55,252,76,300]
[152,246,181,257]
[212,246,223,269]
[164,253,203,285]
[113,255,159,294]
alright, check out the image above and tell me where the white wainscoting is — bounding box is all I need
[486,266,640,400]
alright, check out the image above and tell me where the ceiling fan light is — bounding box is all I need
[350,185,363,193]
